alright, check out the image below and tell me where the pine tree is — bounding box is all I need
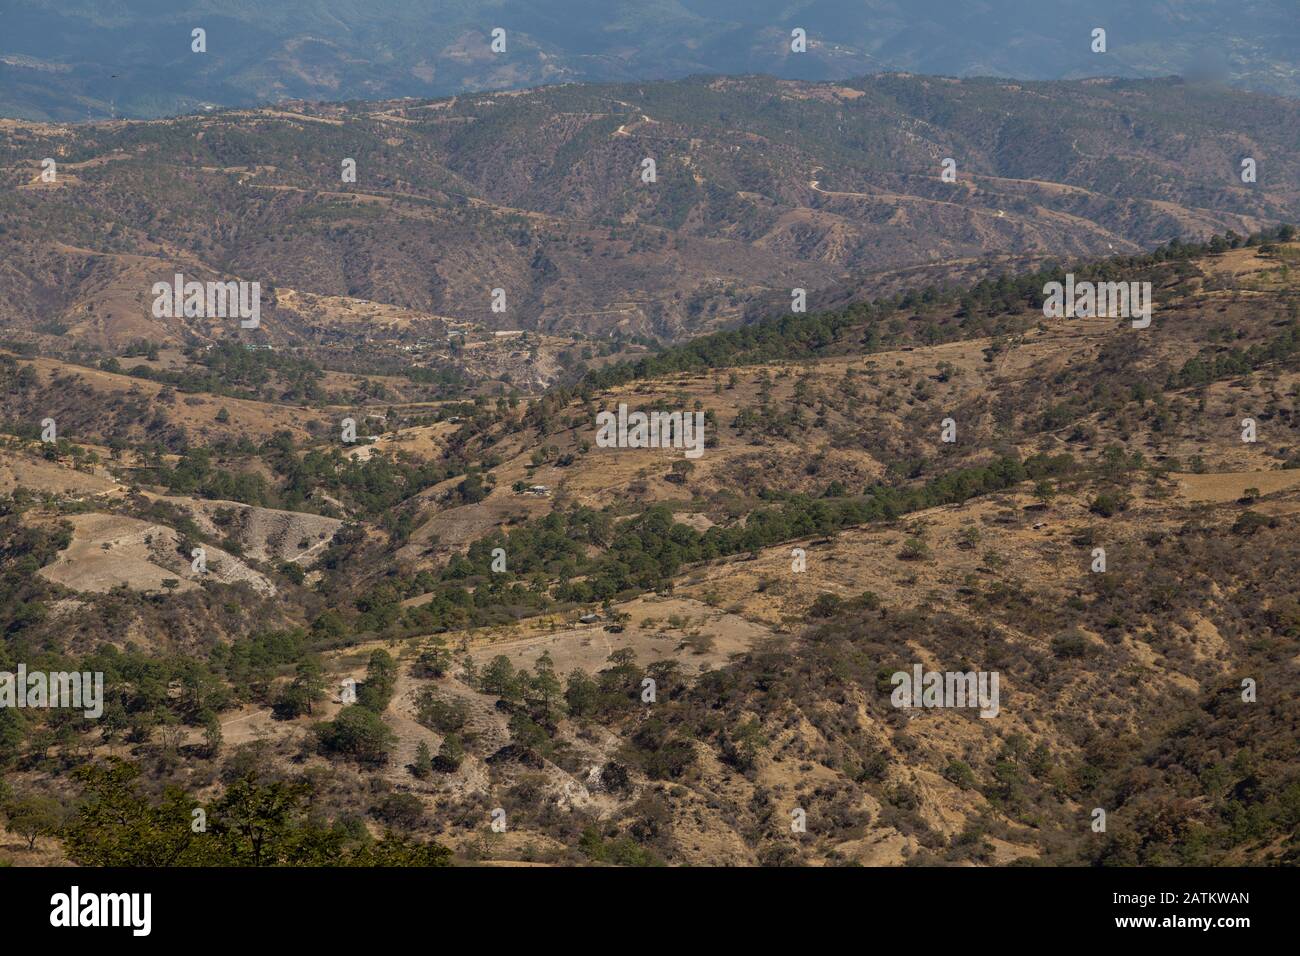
[412,740,433,779]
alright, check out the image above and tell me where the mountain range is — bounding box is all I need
[2,73,1298,355]
[2,0,1299,121]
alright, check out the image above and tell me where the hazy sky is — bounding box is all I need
[3,1,1297,119]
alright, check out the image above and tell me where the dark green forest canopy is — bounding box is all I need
[582,228,1296,390]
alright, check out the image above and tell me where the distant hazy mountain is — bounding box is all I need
[2,0,1298,120]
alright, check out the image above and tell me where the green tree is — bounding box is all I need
[61,760,212,866]
[1033,480,1056,506]
[412,740,433,779]
[434,733,464,773]
[0,709,25,767]
[412,642,452,678]
[315,706,395,766]
[530,652,565,722]
[357,649,398,712]
[212,777,312,866]
[373,793,425,831]
[565,669,598,717]
[481,655,520,701]
[202,712,223,758]
[3,794,63,850]
[275,659,327,718]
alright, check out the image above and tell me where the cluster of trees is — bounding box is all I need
[0,630,346,779]
[5,621,412,774]
[1169,319,1300,389]
[0,507,69,649]
[412,686,466,776]
[584,309,866,389]
[468,648,697,782]
[329,452,1080,643]
[110,342,326,404]
[57,760,449,866]
[346,570,555,639]
[581,226,1299,392]
[438,454,1062,605]
[158,446,274,506]
[265,432,469,518]
[149,429,473,519]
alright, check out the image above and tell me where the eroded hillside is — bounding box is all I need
[3,234,1298,866]
[1,74,1298,358]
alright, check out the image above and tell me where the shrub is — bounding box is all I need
[898,537,930,560]
[809,593,843,618]
[943,760,977,790]
[1051,629,1092,659]
[372,793,426,830]
[1088,493,1127,517]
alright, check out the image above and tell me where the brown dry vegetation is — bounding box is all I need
[2,157,1299,866]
